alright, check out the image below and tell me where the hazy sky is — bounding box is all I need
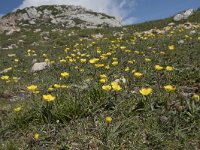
[0,0,200,24]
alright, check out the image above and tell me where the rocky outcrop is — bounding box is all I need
[0,5,121,34]
[173,9,194,21]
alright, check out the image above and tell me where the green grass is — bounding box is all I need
[0,11,200,149]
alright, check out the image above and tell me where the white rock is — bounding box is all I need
[178,40,184,44]
[8,54,16,57]
[0,68,10,74]
[168,22,175,26]
[174,9,194,21]
[189,30,196,35]
[26,7,40,19]
[29,20,36,24]
[31,62,51,72]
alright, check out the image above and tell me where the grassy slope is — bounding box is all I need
[0,11,200,149]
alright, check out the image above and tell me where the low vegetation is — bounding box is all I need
[0,11,200,149]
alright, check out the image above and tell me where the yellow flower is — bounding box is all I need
[95,64,104,68]
[80,59,86,63]
[89,58,99,64]
[48,87,54,91]
[27,85,38,92]
[43,94,55,102]
[105,116,112,123]
[13,77,19,82]
[100,74,107,79]
[1,75,9,80]
[155,65,163,71]
[105,65,110,69]
[14,107,22,112]
[43,53,47,57]
[60,59,66,63]
[61,72,70,78]
[61,85,68,89]
[100,74,108,82]
[192,94,199,101]
[112,61,118,66]
[54,84,61,88]
[134,72,143,78]
[102,85,112,91]
[45,58,50,62]
[163,85,176,92]
[125,67,130,72]
[128,60,135,64]
[100,78,107,83]
[166,66,173,71]
[139,88,153,96]
[145,58,151,62]
[160,51,165,55]
[34,133,40,140]
[168,45,175,50]
[120,46,126,50]
[14,59,19,62]
[111,81,122,91]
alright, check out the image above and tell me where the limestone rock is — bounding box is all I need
[173,9,194,21]
[31,62,51,72]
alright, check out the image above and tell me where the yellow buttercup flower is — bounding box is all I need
[192,94,199,101]
[139,88,153,96]
[27,85,38,92]
[48,87,54,91]
[102,85,112,91]
[60,59,66,63]
[111,81,122,91]
[1,75,9,80]
[95,64,104,68]
[120,46,126,50]
[125,67,130,72]
[112,61,118,66]
[89,58,99,64]
[14,107,22,112]
[80,59,86,63]
[43,94,55,102]
[163,85,176,92]
[105,116,112,123]
[145,58,151,62]
[168,45,175,50]
[134,72,143,78]
[100,74,107,79]
[166,66,173,71]
[34,133,40,140]
[61,72,70,78]
[155,65,163,71]
[61,85,68,89]
[105,65,110,69]
[128,60,135,64]
[100,78,107,83]
[54,84,61,88]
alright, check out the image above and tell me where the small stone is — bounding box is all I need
[31,62,51,72]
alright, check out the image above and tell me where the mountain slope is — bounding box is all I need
[0,7,200,149]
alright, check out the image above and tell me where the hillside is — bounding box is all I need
[0,6,200,149]
[0,5,121,35]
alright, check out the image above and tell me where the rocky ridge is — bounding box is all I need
[0,5,122,35]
